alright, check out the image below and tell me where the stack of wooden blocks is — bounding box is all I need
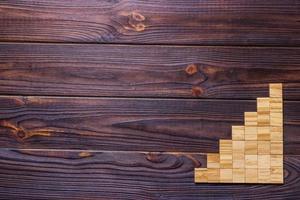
[195,83,283,184]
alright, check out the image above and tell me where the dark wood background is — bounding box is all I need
[0,1,299,199]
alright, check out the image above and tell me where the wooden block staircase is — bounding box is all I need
[195,83,283,184]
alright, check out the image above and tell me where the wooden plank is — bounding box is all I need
[0,0,299,45]
[0,96,299,153]
[1,44,300,99]
[0,149,299,199]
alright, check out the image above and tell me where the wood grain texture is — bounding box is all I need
[1,43,300,99]
[0,0,299,45]
[0,149,299,200]
[0,96,299,154]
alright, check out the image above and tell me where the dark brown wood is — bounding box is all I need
[0,149,299,200]
[1,43,300,99]
[0,1,299,45]
[0,96,298,154]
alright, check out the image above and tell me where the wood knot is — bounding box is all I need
[17,130,26,139]
[78,152,92,158]
[185,64,198,75]
[192,86,203,97]
[131,12,145,22]
[128,12,146,32]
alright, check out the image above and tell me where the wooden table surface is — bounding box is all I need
[0,1,299,199]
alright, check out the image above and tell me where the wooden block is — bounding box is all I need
[270,126,283,141]
[245,141,257,155]
[207,153,220,169]
[271,141,283,155]
[233,168,245,183]
[269,83,282,98]
[245,155,258,169]
[270,112,283,127]
[257,113,270,126]
[257,126,270,140]
[233,153,245,168]
[207,168,220,183]
[220,168,232,183]
[245,168,258,183]
[232,126,244,140]
[232,141,245,168]
[232,141,245,152]
[258,141,270,155]
[271,155,283,168]
[220,154,232,168]
[258,168,270,183]
[220,140,232,154]
[270,97,283,113]
[270,167,284,184]
[245,126,257,140]
[194,168,208,183]
[258,155,270,168]
[257,98,270,113]
[245,112,257,126]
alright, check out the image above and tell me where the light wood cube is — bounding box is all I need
[232,126,244,140]
[269,83,282,98]
[245,155,258,169]
[258,155,270,168]
[258,141,270,155]
[220,169,232,183]
[245,126,257,140]
[258,168,270,183]
[271,141,283,155]
[207,153,220,169]
[245,112,257,126]
[233,168,245,183]
[257,126,270,141]
[245,141,258,155]
[245,168,258,183]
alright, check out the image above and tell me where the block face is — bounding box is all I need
[245,126,257,140]
[220,169,232,183]
[245,155,258,169]
[257,98,270,112]
[233,168,245,183]
[270,97,283,113]
[271,155,283,168]
[270,112,283,127]
[207,153,220,169]
[245,112,257,126]
[245,168,258,183]
[258,141,270,155]
[270,126,283,141]
[271,141,283,155]
[257,126,270,141]
[220,140,232,154]
[269,83,282,98]
[195,168,208,183]
[232,141,245,152]
[245,141,257,155]
[233,153,245,168]
[220,154,232,168]
[207,168,220,183]
[258,155,270,168]
[232,126,244,140]
[270,168,284,184]
[258,168,270,183]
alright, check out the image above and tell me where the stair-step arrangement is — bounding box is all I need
[195,83,283,184]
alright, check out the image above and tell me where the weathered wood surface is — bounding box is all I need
[1,44,300,99]
[0,1,299,45]
[0,149,299,200]
[0,96,299,154]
